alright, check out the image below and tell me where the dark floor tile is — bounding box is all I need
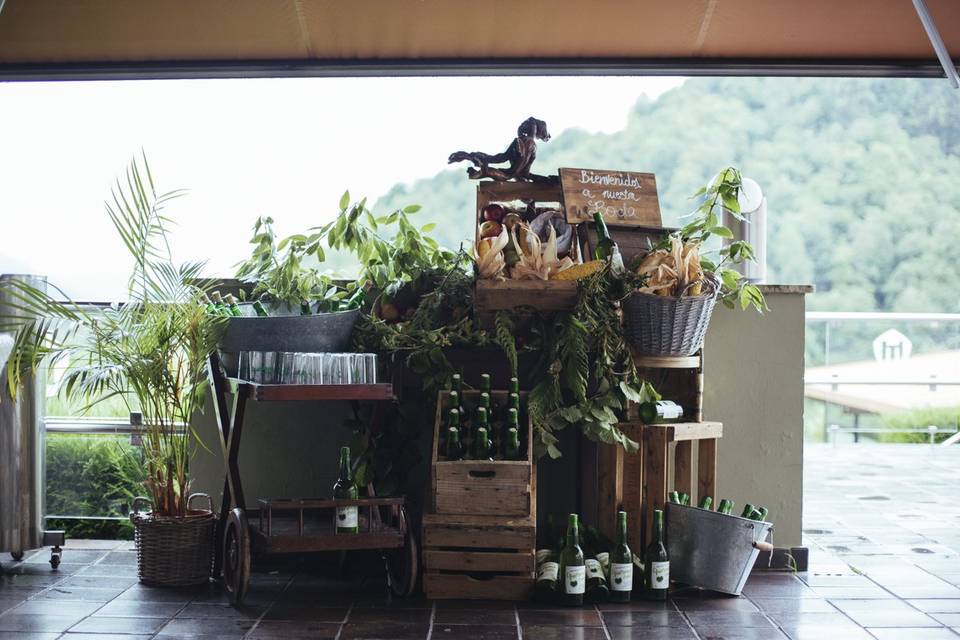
[57,575,137,590]
[93,599,184,617]
[673,597,760,612]
[908,600,960,613]
[812,586,893,599]
[742,583,820,599]
[519,609,602,626]
[866,629,959,640]
[353,595,431,609]
[114,584,202,604]
[770,611,861,628]
[262,603,348,622]
[339,621,429,639]
[156,616,256,638]
[434,609,517,625]
[346,608,431,624]
[749,598,838,615]
[685,611,776,628]
[176,602,266,619]
[0,613,83,633]
[0,633,60,640]
[38,586,125,601]
[520,625,606,640]
[830,598,939,627]
[431,624,519,640]
[68,615,168,635]
[608,628,697,640]
[598,599,675,611]
[7,599,102,617]
[99,552,138,565]
[0,600,23,614]
[248,620,341,638]
[77,562,140,578]
[434,599,517,611]
[601,610,687,626]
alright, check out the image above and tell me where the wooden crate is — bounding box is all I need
[474,180,582,313]
[422,511,535,600]
[431,390,535,517]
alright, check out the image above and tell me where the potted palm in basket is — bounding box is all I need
[1,156,226,586]
[622,167,766,356]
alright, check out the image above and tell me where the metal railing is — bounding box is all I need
[827,424,958,446]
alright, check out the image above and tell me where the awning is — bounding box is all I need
[0,0,958,79]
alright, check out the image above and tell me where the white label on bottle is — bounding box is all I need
[536,549,552,565]
[537,561,559,582]
[611,562,633,591]
[595,552,610,569]
[565,565,586,594]
[336,506,358,529]
[585,558,603,579]
[651,561,670,588]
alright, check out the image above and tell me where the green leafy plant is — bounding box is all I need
[235,216,350,312]
[1,155,225,518]
[670,167,767,311]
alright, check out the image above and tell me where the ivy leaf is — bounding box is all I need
[708,226,734,238]
[421,223,437,233]
[403,204,422,214]
[619,381,644,403]
[339,190,350,211]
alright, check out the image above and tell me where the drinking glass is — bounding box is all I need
[279,352,299,384]
[306,353,324,385]
[350,354,367,384]
[362,353,377,384]
[331,353,352,385]
[250,351,277,384]
[320,353,335,385]
[237,351,251,381]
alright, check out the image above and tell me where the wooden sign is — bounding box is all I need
[559,168,662,227]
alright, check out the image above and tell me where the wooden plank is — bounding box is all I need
[423,513,535,550]
[434,481,530,516]
[698,438,718,505]
[632,353,701,369]
[242,382,395,402]
[674,440,692,498]
[559,167,661,227]
[619,423,644,552]
[668,422,723,441]
[474,279,578,312]
[251,530,403,554]
[477,181,562,203]
[424,550,535,573]
[596,442,623,543]
[424,573,533,601]
[643,425,669,543]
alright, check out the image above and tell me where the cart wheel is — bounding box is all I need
[10,551,24,561]
[50,546,62,569]
[223,508,251,606]
[386,507,418,597]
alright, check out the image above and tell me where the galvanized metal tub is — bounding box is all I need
[0,274,47,556]
[217,309,359,377]
[666,503,772,596]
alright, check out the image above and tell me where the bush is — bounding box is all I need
[46,434,146,540]
[878,405,960,444]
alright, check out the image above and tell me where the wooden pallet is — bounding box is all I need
[431,390,534,518]
[422,511,535,600]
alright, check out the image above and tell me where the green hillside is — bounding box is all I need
[375,77,960,314]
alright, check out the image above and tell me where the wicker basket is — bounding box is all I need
[622,285,719,357]
[130,493,216,586]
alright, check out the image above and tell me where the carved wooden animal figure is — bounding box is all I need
[448,117,555,183]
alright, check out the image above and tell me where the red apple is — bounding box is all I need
[482,203,505,222]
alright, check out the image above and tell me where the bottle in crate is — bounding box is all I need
[333,447,358,533]
[559,514,586,606]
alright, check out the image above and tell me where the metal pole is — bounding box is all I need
[911,0,960,89]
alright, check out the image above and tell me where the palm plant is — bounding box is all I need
[0,155,226,518]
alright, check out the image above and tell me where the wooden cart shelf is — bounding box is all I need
[632,353,702,369]
[228,379,395,402]
[639,421,723,441]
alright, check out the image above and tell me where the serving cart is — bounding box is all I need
[207,353,418,605]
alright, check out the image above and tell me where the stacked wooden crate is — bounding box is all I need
[422,390,536,600]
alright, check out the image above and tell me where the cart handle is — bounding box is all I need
[752,540,775,553]
[187,493,214,514]
[130,496,152,517]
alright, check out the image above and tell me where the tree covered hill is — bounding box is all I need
[375,77,960,313]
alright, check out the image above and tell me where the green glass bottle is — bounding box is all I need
[505,427,521,461]
[558,514,586,606]
[509,377,520,395]
[585,554,609,603]
[755,507,769,521]
[740,504,757,519]
[717,499,734,515]
[224,293,243,317]
[669,490,681,504]
[643,509,669,600]
[534,549,559,603]
[638,400,684,425]
[679,493,690,506]
[609,511,633,602]
[592,211,615,261]
[472,427,493,461]
[252,300,269,317]
[300,300,312,316]
[449,390,465,436]
[333,446,358,533]
[698,496,713,510]
[444,424,462,461]
[480,373,491,395]
[201,293,217,315]
[210,291,230,316]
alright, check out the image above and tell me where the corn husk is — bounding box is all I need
[474,225,510,279]
[511,224,575,280]
[637,235,705,297]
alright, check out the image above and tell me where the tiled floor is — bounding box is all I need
[0,443,958,639]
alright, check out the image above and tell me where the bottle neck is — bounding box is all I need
[617,515,628,545]
[593,212,611,240]
[651,512,664,545]
[338,450,352,481]
[566,522,580,548]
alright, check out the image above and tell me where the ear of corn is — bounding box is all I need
[550,260,604,281]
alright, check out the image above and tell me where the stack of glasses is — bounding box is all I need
[238,352,378,385]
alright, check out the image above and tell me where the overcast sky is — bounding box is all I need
[0,76,683,300]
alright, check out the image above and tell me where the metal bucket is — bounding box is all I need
[0,274,47,556]
[666,503,772,596]
[217,309,359,377]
